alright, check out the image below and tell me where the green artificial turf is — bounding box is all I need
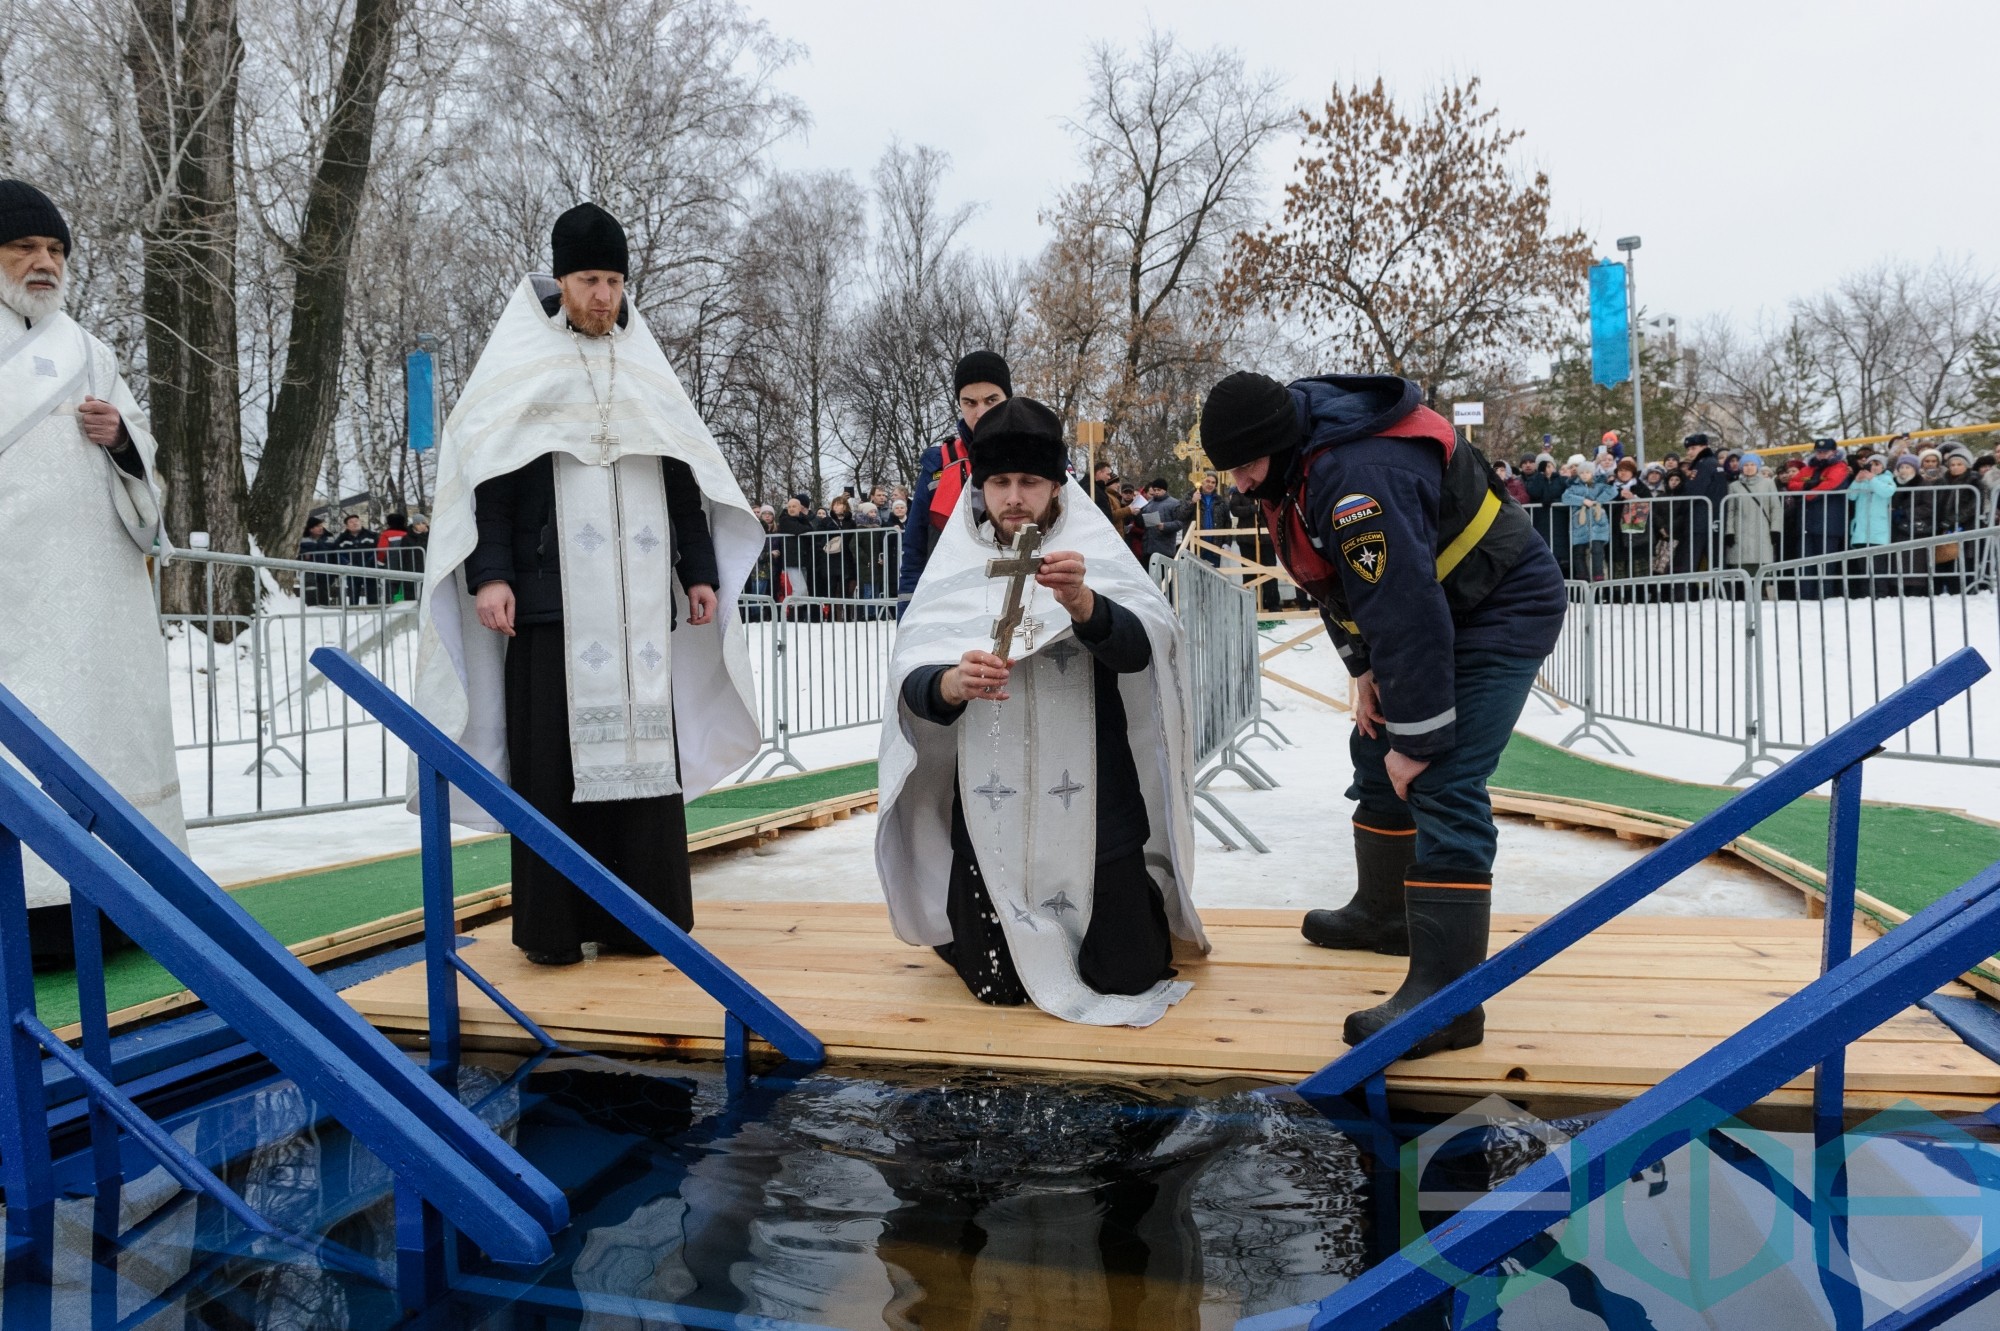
[37,760,881,1029]
[1494,733,2000,920]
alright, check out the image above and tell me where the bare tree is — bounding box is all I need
[840,141,989,487]
[733,171,866,502]
[1794,257,1998,436]
[1219,77,1592,409]
[127,0,254,616]
[1030,29,1286,475]
[243,0,407,563]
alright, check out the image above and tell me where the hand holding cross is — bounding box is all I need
[985,522,1045,658]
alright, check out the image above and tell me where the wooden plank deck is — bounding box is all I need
[339,902,2000,1115]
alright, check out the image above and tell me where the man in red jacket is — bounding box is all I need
[1785,438,1850,599]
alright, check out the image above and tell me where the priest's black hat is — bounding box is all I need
[551,202,628,277]
[953,349,1012,398]
[1199,370,1299,470]
[969,397,1066,486]
[0,180,71,253]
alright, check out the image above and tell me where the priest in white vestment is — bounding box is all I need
[412,203,763,967]
[0,180,184,970]
[877,397,1209,1027]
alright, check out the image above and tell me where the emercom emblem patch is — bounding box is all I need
[1331,493,1383,528]
[1341,531,1387,583]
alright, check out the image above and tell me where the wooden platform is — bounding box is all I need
[339,902,2000,1115]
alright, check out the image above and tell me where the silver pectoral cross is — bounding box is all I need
[983,522,1045,658]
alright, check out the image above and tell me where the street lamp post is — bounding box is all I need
[1617,235,1644,466]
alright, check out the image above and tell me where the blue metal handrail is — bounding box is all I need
[0,680,568,1236]
[1306,851,2000,1329]
[309,647,824,1065]
[0,762,555,1270]
[1296,646,1992,1103]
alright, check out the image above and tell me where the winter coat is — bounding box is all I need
[1523,470,1571,549]
[1725,473,1782,566]
[1846,472,1897,547]
[1136,495,1189,561]
[1562,476,1617,545]
[1786,457,1852,536]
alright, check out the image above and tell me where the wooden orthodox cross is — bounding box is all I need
[984,522,1046,658]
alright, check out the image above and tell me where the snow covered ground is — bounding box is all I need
[189,625,1799,920]
[1520,589,2000,821]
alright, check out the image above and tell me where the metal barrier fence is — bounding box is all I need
[1155,553,1277,853]
[736,595,900,781]
[157,551,422,827]
[1519,483,1993,585]
[1546,526,2000,781]
[751,527,904,602]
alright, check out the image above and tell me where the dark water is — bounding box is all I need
[13,1052,2000,1329]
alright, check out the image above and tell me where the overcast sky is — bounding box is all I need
[750,0,1998,333]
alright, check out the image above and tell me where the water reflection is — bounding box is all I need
[522,1061,1371,1329]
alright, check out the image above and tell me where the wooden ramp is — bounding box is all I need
[340,902,2000,1116]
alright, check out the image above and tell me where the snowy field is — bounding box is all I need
[186,625,1800,920]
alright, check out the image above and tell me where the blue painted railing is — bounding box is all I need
[0,682,564,1280]
[1288,647,2000,1330]
[1297,646,1992,1105]
[309,647,824,1067]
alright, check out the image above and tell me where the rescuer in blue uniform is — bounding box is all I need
[1199,371,1567,1057]
[897,350,1013,602]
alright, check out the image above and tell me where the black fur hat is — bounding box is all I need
[969,397,1066,486]
[551,202,628,277]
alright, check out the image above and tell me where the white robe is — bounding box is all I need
[0,303,185,908]
[411,275,763,830]
[876,480,1208,1021]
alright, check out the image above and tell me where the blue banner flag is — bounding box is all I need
[406,349,438,453]
[1590,261,1629,387]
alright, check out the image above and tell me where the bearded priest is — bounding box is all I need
[877,397,1208,1026]
[412,203,763,966]
[0,180,183,971]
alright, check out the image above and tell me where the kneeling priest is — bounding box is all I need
[876,397,1208,1026]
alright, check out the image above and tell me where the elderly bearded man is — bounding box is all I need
[877,397,1209,1026]
[0,180,184,970]
[412,203,764,966]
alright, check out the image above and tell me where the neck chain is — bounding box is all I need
[568,320,618,451]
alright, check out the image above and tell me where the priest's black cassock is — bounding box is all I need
[466,449,716,953]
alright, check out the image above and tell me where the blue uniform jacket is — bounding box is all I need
[1291,378,1567,758]
[898,424,970,599]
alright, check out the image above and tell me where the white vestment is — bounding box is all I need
[412,275,762,829]
[876,480,1208,1026]
[0,303,184,907]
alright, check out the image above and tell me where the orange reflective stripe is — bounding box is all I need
[1352,821,1417,837]
[1406,880,1493,891]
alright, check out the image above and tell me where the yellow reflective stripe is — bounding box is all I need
[1435,488,1502,582]
[1337,618,1360,635]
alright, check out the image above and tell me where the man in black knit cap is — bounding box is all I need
[414,202,766,966]
[1198,370,1566,1057]
[896,350,1013,601]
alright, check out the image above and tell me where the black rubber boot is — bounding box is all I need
[1341,877,1491,1057]
[1302,820,1417,955]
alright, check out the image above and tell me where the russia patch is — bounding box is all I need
[1331,493,1382,528]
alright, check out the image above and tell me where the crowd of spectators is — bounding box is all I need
[296,511,429,606]
[294,428,2000,614]
[1511,430,1999,597]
